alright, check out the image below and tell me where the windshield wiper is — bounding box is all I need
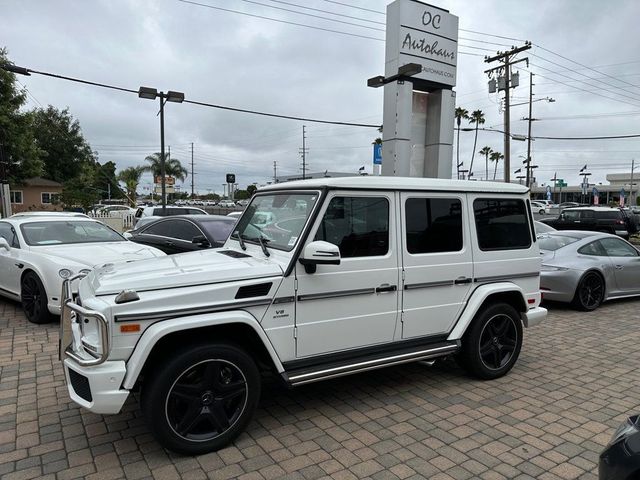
[233,230,247,250]
[254,235,270,257]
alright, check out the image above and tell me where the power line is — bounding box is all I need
[266,0,385,25]
[470,126,640,141]
[177,0,384,41]
[2,63,382,128]
[321,0,385,15]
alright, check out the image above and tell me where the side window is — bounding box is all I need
[405,197,462,254]
[474,198,531,250]
[600,238,639,257]
[580,210,594,220]
[563,210,580,221]
[143,220,177,238]
[0,223,19,248]
[315,196,389,258]
[172,221,203,241]
[578,241,607,256]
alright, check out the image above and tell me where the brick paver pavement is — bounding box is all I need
[1,297,639,480]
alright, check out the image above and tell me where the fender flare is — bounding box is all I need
[447,282,526,341]
[122,310,284,389]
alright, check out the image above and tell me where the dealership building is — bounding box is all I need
[530,173,637,205]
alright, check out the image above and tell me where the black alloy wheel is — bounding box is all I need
[21,272,52,324]
[574,272,604,311]
[458,303,523,380]
[166,359,247,441]
[478,314,518,371]
[142,343,260,454]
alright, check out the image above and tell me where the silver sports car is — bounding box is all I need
[539,231,640,310]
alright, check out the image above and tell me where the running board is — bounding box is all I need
[283,341,460,386]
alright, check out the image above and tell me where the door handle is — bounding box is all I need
[615,265,624,270]
[454,277,472,285]
[15,263,24,269]
[165,241,174,246]
[376,284,397,293]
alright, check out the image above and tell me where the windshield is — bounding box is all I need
[232,192,319,251]
[538,235,579,251]
[21,221,125,246]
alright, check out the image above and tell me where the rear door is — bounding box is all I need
[400,192,473,338]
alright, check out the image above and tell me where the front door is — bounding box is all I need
[600,237,640,293]
[399,193,474,338]
[294,192,400,358]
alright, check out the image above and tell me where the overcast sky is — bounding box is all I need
[3,0,640,194]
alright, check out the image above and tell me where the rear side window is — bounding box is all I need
[315,196,389,258]
[474,199,531,250]
[135,208,143,218]
[578,241,607,256]
[405,198,462,254]
[143,220,177,237]
[598,211,622,220]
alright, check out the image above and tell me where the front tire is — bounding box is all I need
[458,303,523,380]
[572,272,604,311]
[142,343,261,455]
[21,272,52,324]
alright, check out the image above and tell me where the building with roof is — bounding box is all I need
[9,177,63,214]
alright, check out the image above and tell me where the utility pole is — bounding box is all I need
[190,142,195,198]
[551,172,557,204]
[0,141,11,218]
[525,72,533,188]
[273,161,278,184]
[630,159,636,206]
[485,42,531,183]
[299,125,308,180]
[579,165,591,204]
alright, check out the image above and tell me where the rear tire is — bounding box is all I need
[21,272,53,324]
[141,343,261,455]
[572,272,604,311]
[458,303,523,380]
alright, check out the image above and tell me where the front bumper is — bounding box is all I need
[63,359,129,414]
[523,306,546,327]
[60,274,129,414]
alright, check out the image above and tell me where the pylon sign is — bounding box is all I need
[385,0,459,87]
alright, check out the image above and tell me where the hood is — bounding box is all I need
[32,241,164,267]
[89,249,283,295]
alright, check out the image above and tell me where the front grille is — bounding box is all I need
[68,369,92,402]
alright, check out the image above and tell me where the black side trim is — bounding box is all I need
[405,280,454,290]
[235,282,272,299]
[273,296,295,304]
[283,333,449,371]
[474,272,539,283]
[114,299,273,323]
[297,287,376,302]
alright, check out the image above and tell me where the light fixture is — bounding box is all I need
[138,86,158,100]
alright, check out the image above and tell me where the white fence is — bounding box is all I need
[87,212,135,233]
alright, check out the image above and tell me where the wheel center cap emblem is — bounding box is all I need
[201,392,213,405]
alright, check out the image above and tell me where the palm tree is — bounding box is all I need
[490,151,504,181]
[454,107,469,179]
[143,152,188,181]
[468,110,485,178]
[117,166,144,206]
[479,146,493,180]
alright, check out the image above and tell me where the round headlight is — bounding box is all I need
[58,269,73,279]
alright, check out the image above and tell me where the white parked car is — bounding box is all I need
[60,176,546,454]
[530,201,550,215]
[11,211,89,218]
[0,216,166,324]
[217,200,236,208]
[97,205,138,217]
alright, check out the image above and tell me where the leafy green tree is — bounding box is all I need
[479,146,493,180]
[117,166,145,205]
[0,48,43,182]
[143,152,188,181]
[246,184,257,197]
[454,107,469,179]
[93,161,124,200]
[29,106,95,184]
[234,189,250,200]
[59,163,102,211]
[490,151,504,181]
[468,110,485,178]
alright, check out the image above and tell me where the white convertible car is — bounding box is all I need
[0,215,165,324]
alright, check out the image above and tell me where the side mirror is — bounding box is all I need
[192,235,210,247]
[0,238,9,251]
[299,240,341,274]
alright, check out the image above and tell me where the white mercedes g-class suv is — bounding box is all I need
[60,177,546,454]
